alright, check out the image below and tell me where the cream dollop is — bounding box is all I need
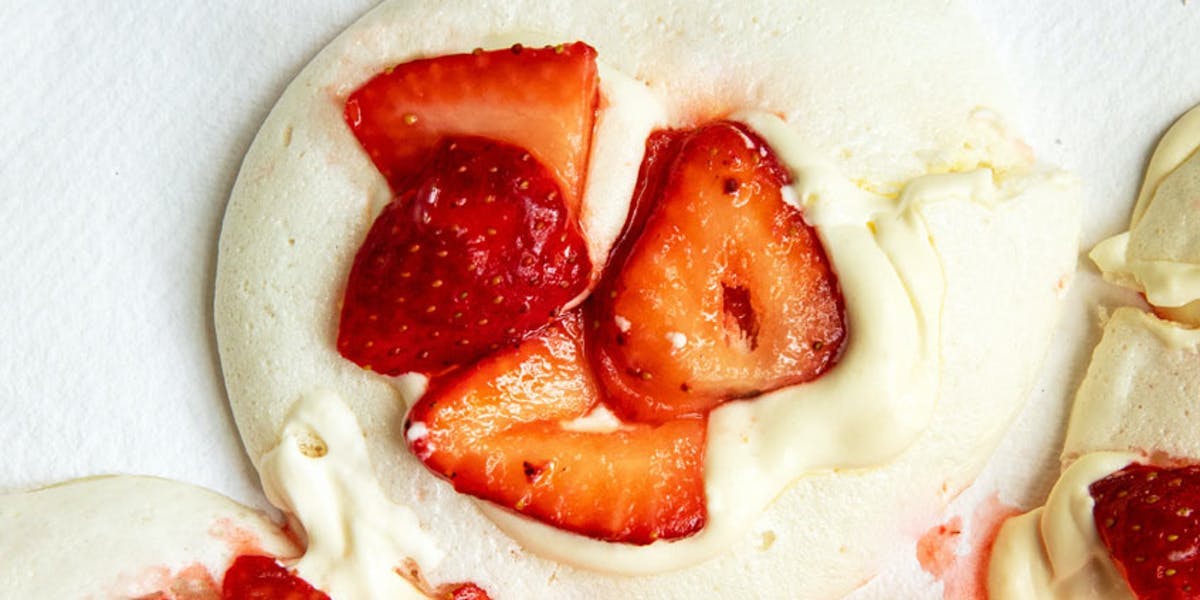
[259,390,443,600]
[1091,104,1200,309]
[988,452,1138,600]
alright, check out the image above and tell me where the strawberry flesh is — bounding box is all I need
[221,555,329,600]
[406,310,707,544]
[345,47,846,542]
[589,121,845,423]
[345,43,599,211]
[338,137,591,376]
[445,582,493,600]
[1091,462,1200,598]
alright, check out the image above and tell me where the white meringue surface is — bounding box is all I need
[0,476,300,599]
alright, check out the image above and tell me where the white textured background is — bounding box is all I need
[1,1,1198,597]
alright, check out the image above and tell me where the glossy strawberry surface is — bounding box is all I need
[406,310,707,544]
[338,137,591,376]
[589,122,845,423]
[345,42,599,210]
[1091,462,1200,599]
[221,555,329,600]
[338,42,599,377]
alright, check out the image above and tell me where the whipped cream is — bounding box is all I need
[259,390,442,600]
[1091,103,1200,310]
[580,63,667,264]
[988,452,1138,600]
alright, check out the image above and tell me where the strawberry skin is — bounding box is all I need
[345,42,599,211]
[338,136,591,376]
[1091,462,1200,599]
[223,555,493,599]
[589,121,845,423]
[406,310,707,544]
[221,555,329,600]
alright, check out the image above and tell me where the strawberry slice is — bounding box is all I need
[589,121,845,423]
[444,583,492,600]
[344,42,599,211]
[405,310,707,544]
[338,136,591,376]
[221,555,329,600]
[1090,462,1200,598]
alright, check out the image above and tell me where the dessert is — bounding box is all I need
[336,43,598,376]
[1092,104,1200,327]
[990,103,1200,600]
[0,476,308,599]
[215,0,1079,596]
[987,309,1200,599]
[0,395,489,600]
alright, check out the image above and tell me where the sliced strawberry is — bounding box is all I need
[344,42,599,211]
[406,310,707,544]
[443,582,493,600]
[221,555,329,600]
[589,121,845,423]
[1090,462,1200,598]
[338,136,591,376]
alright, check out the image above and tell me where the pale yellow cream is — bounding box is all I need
[260,390,442,600]
[1091,104,1200,310]
[988,452,1138,600]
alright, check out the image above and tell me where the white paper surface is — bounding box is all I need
[0,0,376,508]
[2,1,1199,598]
